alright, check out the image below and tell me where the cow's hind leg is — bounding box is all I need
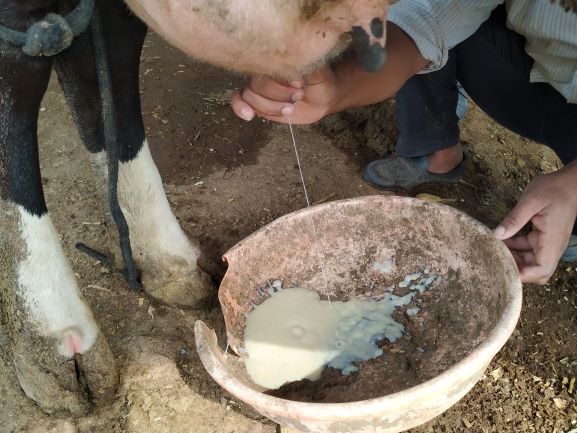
[0,36,117,414]
[54,0,213,307]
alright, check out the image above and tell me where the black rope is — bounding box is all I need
[76,242,113,268]
[76,242,142,286]
[90,7,142,292]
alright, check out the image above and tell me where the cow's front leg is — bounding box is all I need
[0,39,117,415]
[54,1,213,307]
[1,204,118,416]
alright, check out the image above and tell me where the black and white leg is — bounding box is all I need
[55,0,213,307]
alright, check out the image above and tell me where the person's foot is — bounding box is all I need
[363,145,465,190]
[560,235,577,261]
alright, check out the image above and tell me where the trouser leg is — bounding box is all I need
[394,5,538,157]
[395,54,460,157]
[456,5,577,165]
[454,6,543,142]
[395,4,577,234]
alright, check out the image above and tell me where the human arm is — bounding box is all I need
[494,162,577,284]
[231,0,503,124]
[231,22,428,124]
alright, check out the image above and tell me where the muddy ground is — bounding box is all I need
[1,33,576,433]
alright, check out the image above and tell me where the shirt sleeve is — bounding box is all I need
[388,0,505,72]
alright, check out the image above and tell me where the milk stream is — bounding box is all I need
[287,118,331,304]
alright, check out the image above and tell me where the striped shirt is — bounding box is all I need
[388,0,577,103]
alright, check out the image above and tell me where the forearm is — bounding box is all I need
[329,22,428,114]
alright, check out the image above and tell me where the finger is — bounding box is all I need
[519,265,554,285]
[511,252,526,268]
[520,235,557,284]
[524,228,566,283]
[290,80,304,89]
[250,78,304,102]
[520,251,536,267]
[252,111,291,124]
[231,90,256,121]
[254,106,315,125]
[503,236,532,252]
[242,87,295,117]
[494,196,545,240]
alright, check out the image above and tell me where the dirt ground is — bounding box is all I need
[1,32,576,433]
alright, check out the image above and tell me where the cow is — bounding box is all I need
[0,0,388,417]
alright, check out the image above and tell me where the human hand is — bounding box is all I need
[230,65,339,125]
[494,164,577,284]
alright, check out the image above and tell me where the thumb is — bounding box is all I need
[495,197,544,240]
